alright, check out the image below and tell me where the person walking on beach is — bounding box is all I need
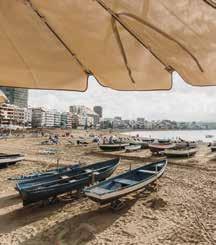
[109,135,113,144]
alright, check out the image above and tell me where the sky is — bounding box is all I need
[29,73,216,122]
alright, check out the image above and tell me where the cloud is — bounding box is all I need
[29,73,216,121]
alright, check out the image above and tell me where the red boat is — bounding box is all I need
[148,143,175,154]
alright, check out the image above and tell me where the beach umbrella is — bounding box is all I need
[0,0,215,91]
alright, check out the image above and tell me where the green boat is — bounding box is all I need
[99,143,129,151]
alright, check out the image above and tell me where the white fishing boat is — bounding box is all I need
[0,154,24,168]
[125,145,141,152]
[164,148,197,157]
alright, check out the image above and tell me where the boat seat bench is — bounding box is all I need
[114,178,138,185]
[90,186,111,195]
[68,179,76,183]
[138,170,157,174]
[84,165,111,174]
[60,175,69,179]
[85,169,100,175]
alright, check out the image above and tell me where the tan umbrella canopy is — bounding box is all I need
[0,0,215,91]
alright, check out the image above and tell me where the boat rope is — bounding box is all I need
[111,17,136,84]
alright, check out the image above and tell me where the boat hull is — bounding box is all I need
[85,160,167,204]
[125,145,141,152]
[0,155,24,169]
[211,146,216,152]
[149,144,175,154]
[99,144,129,151]
[19,158,120,206]
[164,149,197,158]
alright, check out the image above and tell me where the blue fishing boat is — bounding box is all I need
[16,159,119,192]
[18,158,120,206]
[84,159,167,204]
[8,164,80,181]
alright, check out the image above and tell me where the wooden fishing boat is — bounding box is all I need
[173,142,188,149]
[206,135,214,138]
[17,158,120,191]
[164,148,197,158]
[129,140,148,149]
[141,138,154,143]
[158,139,171,144]
[211,146,216,152]
[99,143,129,151]
[141,139,154,148]
[8,164,80,181]
[125,145,141,152]
[18,158,120,206]
[0,154,24,169]
[84,159,167,204]
[173,141,197,150]
[187,142,197,149]
[148,144,175,154]
[208,141,216,147]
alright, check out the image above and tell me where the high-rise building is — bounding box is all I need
[32,108,46,128]
[0,87,28,108]
[93,106,103,118]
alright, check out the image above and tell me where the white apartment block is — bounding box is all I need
[69,105,100,127]
[24,107,32,127]
[0,103,25,128]
[54,111,61,127]
[45,110,55,127]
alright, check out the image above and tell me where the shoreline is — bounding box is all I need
[116,128,216,132]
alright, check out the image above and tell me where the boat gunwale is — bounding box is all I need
[19,158,120,196]
[85,159,167,199]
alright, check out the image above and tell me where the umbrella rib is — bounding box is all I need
[111,18,136,84]
[95,0,169,71]
[27,0,90,76]
[118,12,203,73]
[95,0,203,73]
[203,0,216,8]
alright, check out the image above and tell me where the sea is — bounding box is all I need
[123,130,216,143]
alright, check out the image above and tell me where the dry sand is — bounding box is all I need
[0,132,215,245]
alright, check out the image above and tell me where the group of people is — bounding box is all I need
[92,135,129,145]
[48,134,59,144]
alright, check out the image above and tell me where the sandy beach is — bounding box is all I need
[0,130,215,245]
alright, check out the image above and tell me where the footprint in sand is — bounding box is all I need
[55,223,96,245]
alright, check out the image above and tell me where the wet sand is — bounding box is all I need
[0,132,216,245]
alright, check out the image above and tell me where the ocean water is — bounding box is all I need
[123,130,216,143]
